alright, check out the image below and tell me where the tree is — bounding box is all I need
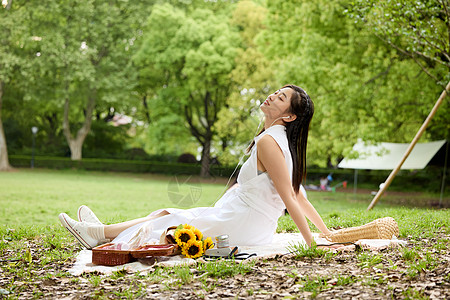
[347,0,450,140]
[0,0,29,170]
[257,0,446,166]
[348,0,450,85]
[134,3,240,176]
[25,0,149,160]
[0,80,10,170]
[213,0,276,166]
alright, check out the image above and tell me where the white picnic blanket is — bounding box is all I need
[68,233,406,276]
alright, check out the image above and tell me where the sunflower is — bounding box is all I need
[182,240,204,259]
[193,227,203,241]
[174,228,196,247]
[203,237,214,251]
[183,224,193,230]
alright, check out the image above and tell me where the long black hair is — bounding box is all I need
[247,84,314,193]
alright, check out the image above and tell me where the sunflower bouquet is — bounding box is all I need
[174,224,214,259]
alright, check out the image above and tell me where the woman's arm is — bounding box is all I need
[295,191,331,235]
[257,135,313,247]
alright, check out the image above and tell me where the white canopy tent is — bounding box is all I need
[338,140,446,170]
[337,140,447,202]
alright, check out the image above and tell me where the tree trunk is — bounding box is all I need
[142,94,151,123]
[45,112,58,147]
[327,156,334,168]
[184,91,217,177]
[68,139,83,160]
[62,92,96,161]
[0,80,12,171]
[200,135,212,177]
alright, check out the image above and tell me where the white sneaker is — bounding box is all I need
[77,205,102,225]
[59,213,100,249]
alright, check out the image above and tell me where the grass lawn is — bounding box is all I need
[0,168,449,299]
[0,169,229,225]
[1,169,448,237]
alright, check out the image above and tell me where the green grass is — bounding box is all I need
[197,258,255,278]
[1,168,449,239]
[0,168,448,298]
[0,169,226,225]
[401,288,428,300]
[357,252,383,269]
[297,275,329,298]
[335,274,356,286]
[286,242,335,260]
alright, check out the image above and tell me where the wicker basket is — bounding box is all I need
[322,217,399,243]
[92,243,134,266]
[130,244,178,258]
[92,243,179,266]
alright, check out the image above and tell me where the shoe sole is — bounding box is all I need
[59,213,93,250]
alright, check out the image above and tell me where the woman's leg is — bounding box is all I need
[104,210,169,240]
[59,209,171,249]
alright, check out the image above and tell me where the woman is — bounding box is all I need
[59,84,332,249]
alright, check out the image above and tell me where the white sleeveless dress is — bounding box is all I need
[113,125,300,246]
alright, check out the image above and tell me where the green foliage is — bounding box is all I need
[2,0,448,168]
[197,258,255,278]
[1,0,151,161]
[146,267,166,283]
[214,0,275,166]
[145,111,197,156]
[297,275,329,298]
[88,275,102,288]
[347,0,450,141]
[2,117,27,152]
[111,282,146,298]
[335,274,356,286]
[404,251,439,278]
[83,121,131,158]
[134,2,242,173]
[0,0,30,84]
[357,252,383,268]
[110,269,127,280]
[286,241,334,260]
[401,288,429,300]
[347,0,450,85]
[257,0,448,166]
[401,248,419,262]
[172,265,193,284]
[8,155,236,177]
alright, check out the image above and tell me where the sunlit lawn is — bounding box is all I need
[0,169,229,225]
[0,168,448,240]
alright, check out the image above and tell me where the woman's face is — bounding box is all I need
[260,87,294,120]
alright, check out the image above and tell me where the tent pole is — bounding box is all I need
[368,80,450,211]
[353,169,358,195]
[439,140,448,208]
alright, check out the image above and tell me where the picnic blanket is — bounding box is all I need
[68,233,406,276]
